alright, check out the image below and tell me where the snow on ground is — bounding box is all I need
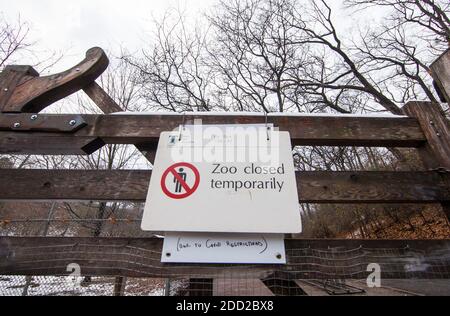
[0,275,188,296]
[0,276,114,296]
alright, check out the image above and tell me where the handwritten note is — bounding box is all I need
[162,232,286,264]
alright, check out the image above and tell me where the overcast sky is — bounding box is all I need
[0,0,215,71]
[0,1,382,73]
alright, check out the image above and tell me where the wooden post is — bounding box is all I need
[431,48,450,104]
[164,278,171,296]
[403,101,450,220]
[402,102,450,169]
[113,276,127,296]
[429,50,450,220]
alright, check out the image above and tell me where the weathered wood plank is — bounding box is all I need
[431,48,450,104]
[298,171,450,203]
[403,101,450,221]
[0,66,39,112]
[81,114,426,147]
[403,102,450,169]
[0,237,449,279]
[83,82,122,113]
[0,113,426,154]
[1,48,109,113]
[0,133,104,155]
[82,82,155,163]
[0,169,448,203]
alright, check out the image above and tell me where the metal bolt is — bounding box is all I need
[276,253,283,260]
[166,253,172,258]
[30,115,38,121]
[3,88,8,92]
[13,122,21,128]
[69,120,77,126]
[436,132,441,137]
[75,68,81,72]
[430,120,435,125]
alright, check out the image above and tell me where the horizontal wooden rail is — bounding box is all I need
[0,132,104,155]
[0,169,448,203]
[0,113,426,155]
[1,237,449,279]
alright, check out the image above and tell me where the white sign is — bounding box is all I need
[141,125,302,233]
[162,232,286,264]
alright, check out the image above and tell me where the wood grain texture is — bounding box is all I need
[403,101,450,169]
[403,101,450,221]
[0,114,426,155]
[1,48,109,113]
[82,82,156,163]
[0,169,448,203]
[83,114,425,147]
[297,171,450,203]
[0,66,39,112]
[431,48,450,104]
[0,133,104,155]
[1,237,449,279]
[83,81,122,113]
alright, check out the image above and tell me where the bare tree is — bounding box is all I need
[208,0,303,113]
[208,0,393,114]
[345,0,450,50]
[0,14,32,68]
[122,10,214,113]
[121,1,449,239]
[210,0,448,114]
[345,0,449,104]
[0,13,62,72]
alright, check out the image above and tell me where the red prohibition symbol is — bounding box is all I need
[161,162,200,199]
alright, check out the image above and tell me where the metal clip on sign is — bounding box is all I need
[178,112,186,141]
[265,111,271,141]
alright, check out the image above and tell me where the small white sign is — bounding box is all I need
[141,125,302,233]
[162,232,286,264]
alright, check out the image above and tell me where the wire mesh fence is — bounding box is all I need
[1,236,450,296]
[3,275,450,296]
[1,204,450,296]
[0,276,189,296]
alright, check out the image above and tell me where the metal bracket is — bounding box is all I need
[0,114,87,133]
[265,111,271,141]
[179,112,186,141]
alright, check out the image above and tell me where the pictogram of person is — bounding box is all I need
[174,168,187,193]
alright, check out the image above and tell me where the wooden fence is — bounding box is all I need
[0,47,449,295]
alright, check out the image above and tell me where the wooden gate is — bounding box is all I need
[0,47,449,296]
